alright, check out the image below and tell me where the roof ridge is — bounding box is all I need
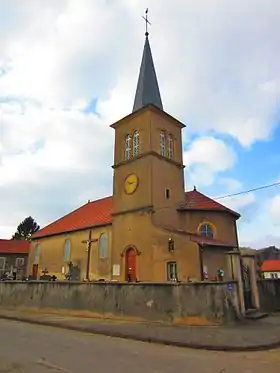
[184,189,240,217]
[32,195,113,239]
[263,259,280,262]
[33,196,112,238]
[0,238,29,243]
[88,195,112,204]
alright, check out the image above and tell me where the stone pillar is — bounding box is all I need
[226,251,245,316]
[241,254,260,309]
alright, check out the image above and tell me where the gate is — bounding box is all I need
[241,262,253,310]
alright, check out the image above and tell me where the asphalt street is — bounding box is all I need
[0,319,280,373]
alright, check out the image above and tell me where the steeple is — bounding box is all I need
[132,10,163,113]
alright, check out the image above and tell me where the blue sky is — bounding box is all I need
[191,123,280,195]
[0,0,280,248]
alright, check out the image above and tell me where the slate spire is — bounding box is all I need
[132,13,163,113]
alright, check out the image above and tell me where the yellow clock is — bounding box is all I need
[124,174,139,194]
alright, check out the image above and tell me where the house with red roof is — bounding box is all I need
[28,30,243,286]
[261,260,280,279]
[0,239,30,279]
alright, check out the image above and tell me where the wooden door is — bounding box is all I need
[125,248,137,282]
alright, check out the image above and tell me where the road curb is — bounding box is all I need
[1,314,280,352]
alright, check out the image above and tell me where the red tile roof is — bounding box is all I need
[0,239,30,254]
[32,188,240,239]
[32,196,113,239]
[261,260,280,272]
[181,188,240,218]
[190,234,234,248]
[160,226,234,248]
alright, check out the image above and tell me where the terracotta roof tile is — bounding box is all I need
[0,239,30,254]
[180,189,240,218]
[159,227,234,247]
[261,260,280,272]
[33,196,113,239]
[190,233,234,248]
[33,188,239,239]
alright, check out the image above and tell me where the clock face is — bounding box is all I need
[124,174,139,194]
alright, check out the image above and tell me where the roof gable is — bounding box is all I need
[179,189,240,218]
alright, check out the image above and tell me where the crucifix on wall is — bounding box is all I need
[82,230,98,281]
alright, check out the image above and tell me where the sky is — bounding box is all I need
[0,0,280,248]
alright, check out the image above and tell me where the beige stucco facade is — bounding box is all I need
[29,225,112,281]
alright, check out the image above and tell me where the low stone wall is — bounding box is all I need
[258,279,280,312]
[0,281,240,324]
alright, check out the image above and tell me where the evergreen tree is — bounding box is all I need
[12,216,40,241]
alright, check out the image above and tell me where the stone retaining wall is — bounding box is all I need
[0,281,240,324]
[258,279,280,312]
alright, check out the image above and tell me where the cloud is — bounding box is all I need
[218,178,243,194]
[0,0,139,109]
[215,177,256,212]
[237,189,280,248]
[183,137,236,187]
[0,100,113,238]
[157,0,280,147]
[223,193,256,212]
[1,1,279,143]
[268,194,280,220]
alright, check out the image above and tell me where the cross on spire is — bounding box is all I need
[132,9,163,112]
[142,8,151,37]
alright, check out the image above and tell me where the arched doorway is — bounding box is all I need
[125,247,137,282]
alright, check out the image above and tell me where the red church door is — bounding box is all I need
[125,248,137,282]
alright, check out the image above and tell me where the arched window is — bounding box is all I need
[132,130,140,157]
[63,239,71,262]
[99,232,108,259]
[34,244,41,264]
[124,134,131,161]
[167,134,174,159]
[199,223,215,239]
[160,131,166,156]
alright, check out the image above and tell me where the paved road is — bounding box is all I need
[0,320,280,373]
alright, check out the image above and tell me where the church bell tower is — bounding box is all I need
[110,10,186,280]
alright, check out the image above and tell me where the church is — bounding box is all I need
[28,28,241,283]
